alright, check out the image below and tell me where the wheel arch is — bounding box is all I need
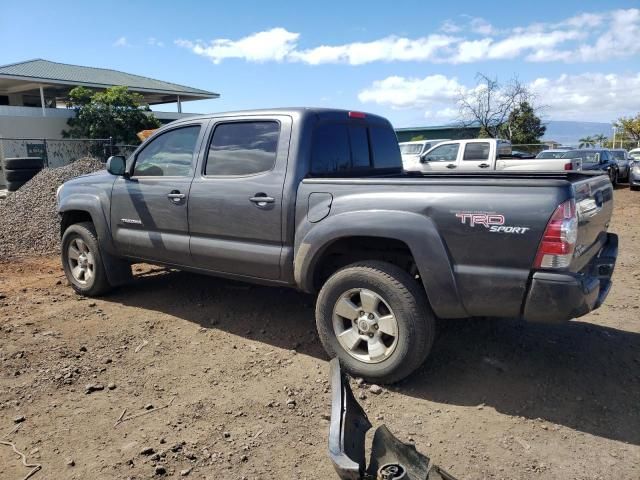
[294,210,468,319]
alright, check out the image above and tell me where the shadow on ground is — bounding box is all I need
[106,268,640,446]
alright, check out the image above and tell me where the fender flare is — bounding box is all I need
[58,194,132,287]
[294,210,468,319]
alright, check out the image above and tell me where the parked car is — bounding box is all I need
[536,149,575,159]
[511,149,536,159]
[561,149,620,186]
[610,149,631,182]
[629,157,640,190]
[628,147,640,161]
[409,139,579,172]
[57,108,617,384]
[399,139,449,170]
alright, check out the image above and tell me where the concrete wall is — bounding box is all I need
[0,115,70,140]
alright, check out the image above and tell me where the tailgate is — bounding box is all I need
[571,173,613,272]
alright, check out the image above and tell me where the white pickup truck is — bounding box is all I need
[403,139,579,172]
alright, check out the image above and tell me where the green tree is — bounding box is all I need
[63,86,160,144]
[614,114,640,143]
[579,136,596,148]
[499,101,546,144]
[593,134,607,147]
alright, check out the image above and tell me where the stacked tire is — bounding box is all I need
[2,157,44,191]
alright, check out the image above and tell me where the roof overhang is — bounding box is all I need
[0,74,219,104]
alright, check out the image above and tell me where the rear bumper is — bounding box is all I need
[522,233,618,323]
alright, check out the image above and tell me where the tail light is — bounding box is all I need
[348,111,366,119]
[564,162,572,170]
[534,199,578,269]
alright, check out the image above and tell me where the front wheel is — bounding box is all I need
[61,222,112,296]
[610,169,618,187]
[315,261,435,384]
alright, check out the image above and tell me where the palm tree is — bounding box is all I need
[579,136,596,148]
[593,134,607,147]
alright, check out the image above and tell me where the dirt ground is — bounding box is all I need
[1,188,639,480]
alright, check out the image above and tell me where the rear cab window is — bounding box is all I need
[310,119,401,176]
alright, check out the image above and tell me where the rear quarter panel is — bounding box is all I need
[295,178,570,318]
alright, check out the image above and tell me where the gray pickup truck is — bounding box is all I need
[57,108,618,383]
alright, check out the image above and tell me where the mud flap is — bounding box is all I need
[328,358,459,480]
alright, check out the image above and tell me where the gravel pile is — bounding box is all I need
[0,158,104,259]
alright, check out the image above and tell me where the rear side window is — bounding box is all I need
[205,121,279,176]
[369,126,402,169]
[463,142,490,161]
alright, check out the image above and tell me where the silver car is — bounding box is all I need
[610,149,631,182]
[629,158,640,190]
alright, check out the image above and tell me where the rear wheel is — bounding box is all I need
[610,169,618,186]
[316,261,435,384]
[61,222,112,296]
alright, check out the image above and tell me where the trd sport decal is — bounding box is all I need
[455,212,530,234]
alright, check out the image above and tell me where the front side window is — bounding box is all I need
[463,142,490,161]
[205,121,280,176]
[133,125,201,177]
[425,143,459,162]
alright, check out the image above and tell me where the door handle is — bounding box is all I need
[478,163,490,168]
[249,194,275,206]
[446,164,457,169]
[167,191,186,203]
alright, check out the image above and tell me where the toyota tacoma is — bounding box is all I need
[57,108,618,383]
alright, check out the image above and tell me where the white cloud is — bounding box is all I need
[359,72,640,122]
[469,17,495,35]
[289,34,457,65]
[176,8,640,65]
[147,37,165,47]
[175,28,299,64]
[113,36,129,47]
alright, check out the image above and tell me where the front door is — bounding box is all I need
[110,123,206,265]
[188,116,291,280]
[421,143,460,171]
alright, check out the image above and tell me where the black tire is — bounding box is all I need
[6,180,27,191]
[61,222,112,296]
[631,185,639,191]
[3,157,44,169]
[610,169,618,187]
[4,167,41,182]
[315,261,435,384]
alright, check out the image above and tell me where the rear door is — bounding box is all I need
[188,115,292,280]
[421,142,460,171]
[110,122,206,265]
[458,141,493,170]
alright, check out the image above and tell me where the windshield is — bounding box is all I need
[611,151,626,160]
[536,151,566,159]
[562,150,599,163]
[399,143,424,154]
[630,151,640,160]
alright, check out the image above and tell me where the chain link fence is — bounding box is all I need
[0,137,139,168]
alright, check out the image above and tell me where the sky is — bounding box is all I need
[1,0,639,128]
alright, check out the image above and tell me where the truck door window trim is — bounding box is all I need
[130,124,203,178]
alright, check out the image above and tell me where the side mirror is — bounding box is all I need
[420,155,431,164]
[106,155,126,176]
